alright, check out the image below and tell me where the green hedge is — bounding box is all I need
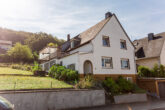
[103,76,145,96]
[138,64,165,77]
[48,65,79,82]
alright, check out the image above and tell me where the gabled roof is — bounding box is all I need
[133,32,165,59]
[61,16,112,52]
[79,17,111,45]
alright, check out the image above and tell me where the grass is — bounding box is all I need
[0,67,33,75]
[0,67,72,90]
[0,76,72,90]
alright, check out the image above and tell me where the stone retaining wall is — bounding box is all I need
[0,89,105,110]
[114,93,147,104]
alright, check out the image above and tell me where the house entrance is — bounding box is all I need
[84,60,93,75]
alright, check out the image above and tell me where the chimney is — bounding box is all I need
[105,12,113,19]
[148,33,154,41]
[67,34,70,41]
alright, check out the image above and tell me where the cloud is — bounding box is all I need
[0,0,165,40]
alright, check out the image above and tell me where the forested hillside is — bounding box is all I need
[0,28,65,52]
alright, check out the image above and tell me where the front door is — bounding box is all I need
[84,60,93,75]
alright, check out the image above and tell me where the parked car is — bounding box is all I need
[0,96,14,110]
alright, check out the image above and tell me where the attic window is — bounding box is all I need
[120,39,127,49]
[71,41,75,48]
[102,36,110,47]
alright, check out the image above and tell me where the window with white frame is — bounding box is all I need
[121,58,130,69]
[102,57,113,68]
[67,64,75,70]
[120,39,127,49]
[102,36,110,47]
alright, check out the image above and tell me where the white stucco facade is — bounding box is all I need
[160,41,165,65]
[40,15,136,76]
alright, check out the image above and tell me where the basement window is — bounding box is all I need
[102,36,110,47]
[102,57,113,68]
[125,77,133,82]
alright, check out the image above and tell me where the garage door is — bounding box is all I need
[158,82,165,98]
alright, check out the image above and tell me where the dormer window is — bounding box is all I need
[120,39,127,49]
[71,41,75,48]
[102,36,110,47]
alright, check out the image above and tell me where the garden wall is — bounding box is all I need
[0,89,105,110]
[114,93,147,104]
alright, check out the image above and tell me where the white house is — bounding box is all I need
[39,46,57,60]
[0,40,12,54]
[40,12,137,82]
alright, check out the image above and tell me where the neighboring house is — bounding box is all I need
[133,32,165,68]
[0,40,12,54]
[40,12,137,81]
[39,46,57,60]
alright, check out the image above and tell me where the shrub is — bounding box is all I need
[159,65,165,77]
[102,77,120,95]
[48,65,57,77]
[75,75,102,89]
[48,65,79,82]
[32,62,42,72]
[138,66,151,77]
[11,64,32,71]
[102,76,145,96]
[116,76,134,93]
[151,64,159,77]
[138,64,165,78]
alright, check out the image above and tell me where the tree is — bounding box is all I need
[47,42,58,47]
[7,43,33,62]
[25,32,65,52]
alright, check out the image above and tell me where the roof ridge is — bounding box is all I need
[134,32,165,41]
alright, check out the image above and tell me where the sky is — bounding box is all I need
[0,0,165,40]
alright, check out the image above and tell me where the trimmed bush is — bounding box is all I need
[48,65,79,82]
[138,64,165,78]
[102,76,145,96]
[103,78,120,95]
[138,66,151,77]
[116,76,133,93]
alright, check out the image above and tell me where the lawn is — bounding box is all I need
[0,67,33,75]
[0,76,72,90]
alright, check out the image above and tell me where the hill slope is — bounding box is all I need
[0,28,65,52]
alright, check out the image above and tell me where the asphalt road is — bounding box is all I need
[151,108,165,110]
[69,98,165,110]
